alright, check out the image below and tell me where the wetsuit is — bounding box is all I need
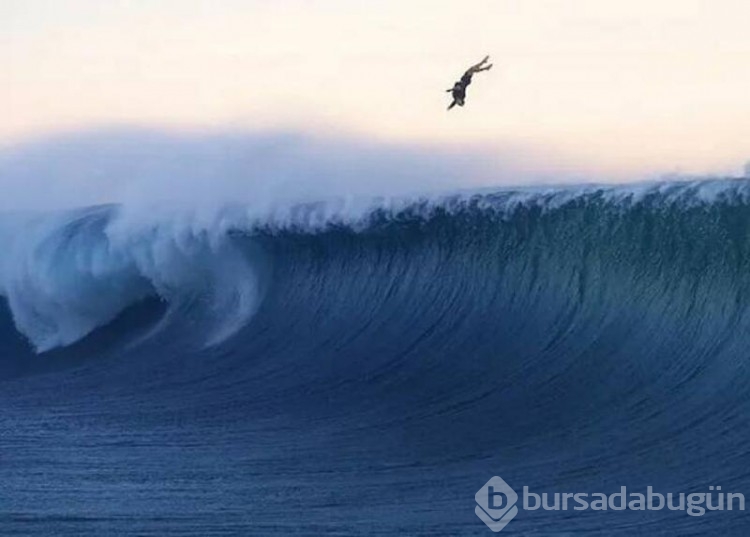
[451,73,473,105]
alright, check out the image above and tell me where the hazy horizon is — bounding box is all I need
[3,0,750,179]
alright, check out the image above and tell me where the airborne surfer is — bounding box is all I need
[446,55,492,110]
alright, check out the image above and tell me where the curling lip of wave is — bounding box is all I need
[0,205,263,352]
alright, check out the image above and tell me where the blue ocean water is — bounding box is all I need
[1,180,750,535]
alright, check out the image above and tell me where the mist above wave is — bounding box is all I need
[0,127,578,213]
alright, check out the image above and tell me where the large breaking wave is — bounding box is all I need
[2,179,750,535]
[0,205,265,351]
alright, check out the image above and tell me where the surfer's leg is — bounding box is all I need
[466,55,490,74]
[465,63,492,77]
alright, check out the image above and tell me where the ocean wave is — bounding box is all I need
[0,177,748,353]
[3,178,750,535]
[0,205,263,351]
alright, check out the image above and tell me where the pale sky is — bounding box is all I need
[3,0,749,176]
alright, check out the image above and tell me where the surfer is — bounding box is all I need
[447,55,492,110]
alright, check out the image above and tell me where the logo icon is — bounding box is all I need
[475,476,519,532]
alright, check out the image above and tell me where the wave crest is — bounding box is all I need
[0,206,263,351]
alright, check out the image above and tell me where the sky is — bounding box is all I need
[2,0,750,178]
